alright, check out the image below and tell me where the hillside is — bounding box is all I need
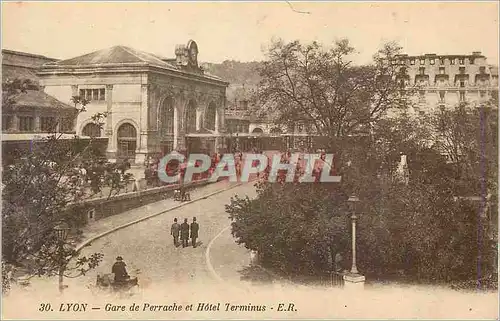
[201,60,262,86]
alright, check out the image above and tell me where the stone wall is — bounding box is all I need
[71,179,212,226]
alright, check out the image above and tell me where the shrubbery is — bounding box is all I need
[226,179,497,284]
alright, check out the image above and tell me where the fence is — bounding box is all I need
[319,271,345,288]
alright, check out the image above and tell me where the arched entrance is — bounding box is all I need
[252,127,264,134]
[82,123,101,137]
[159,97,175,154]
[204,102,216,131]
[117,123,137,160]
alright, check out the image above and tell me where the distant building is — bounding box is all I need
[2,49,58,85]
[394,52,498,114]
[1,50,78,163]
[226,51,498,152]
[224,84,285,151]
[37,40,228,164]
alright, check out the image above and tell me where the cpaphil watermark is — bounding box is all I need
[157,153,341,184]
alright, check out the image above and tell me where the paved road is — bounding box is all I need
[76,181,259,292]
[3,179,497,320]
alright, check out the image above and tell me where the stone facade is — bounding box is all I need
[38,41,228,164]
[394,52,498,114]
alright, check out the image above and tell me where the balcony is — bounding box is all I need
[475,73,490,85]
[454,74,469,87]
[414,74,429,86]
[434,74,449,85]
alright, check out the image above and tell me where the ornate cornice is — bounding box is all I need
[37,64,229,87]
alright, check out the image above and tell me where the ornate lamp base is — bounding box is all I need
[343,272,365,291]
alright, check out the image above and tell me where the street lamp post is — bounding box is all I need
[347,196,359,274]
[343,195,365,290]
[54,223,70,294]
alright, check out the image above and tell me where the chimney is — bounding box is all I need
[175,44,187,66]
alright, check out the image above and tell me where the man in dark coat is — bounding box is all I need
[190,217,199,248]
[171,218,180,247]
[180,218,190,248]
[111,256,129,283]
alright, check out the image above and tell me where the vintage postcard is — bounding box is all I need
[1,1,499,320]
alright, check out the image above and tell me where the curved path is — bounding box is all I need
[3,180,497,320]
[76,181,258,290]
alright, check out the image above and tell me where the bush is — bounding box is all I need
[227,180,497,285]
[227,181,349,276]
[357,182,496,283]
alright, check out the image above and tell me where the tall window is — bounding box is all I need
[439,91,445,103]
[459,92,466,102]
[459,67,465,74]
[439,67,445,75]
[159,97,174,136]
[19,116,34,132]
[2,115,12,131]
[79,88,106,101]
[459,58,465,65]
[117,123,137,159]
[439,58,445,65]
[185,100,197,133]
[41,116,56,132]
[204,102,217,131]
[430,59,435,65]
[450,58,456,65]
[419,90,426,102]
[419,67,425,75]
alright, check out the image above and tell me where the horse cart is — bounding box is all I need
[95,274,139,294]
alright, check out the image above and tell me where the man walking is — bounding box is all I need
[180,218,190,248]
[190,217,199,248]
[170,218,180,247]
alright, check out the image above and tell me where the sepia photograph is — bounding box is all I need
[1,1,499,319]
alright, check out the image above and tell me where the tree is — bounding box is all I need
[430,100,498,199]
[2,81,132,293]
[256,39,408,141]
[227,39,497,287]
[226,181,349,277]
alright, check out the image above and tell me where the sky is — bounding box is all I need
[1,1,499,65]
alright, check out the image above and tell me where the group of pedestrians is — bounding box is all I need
[170,217,199,248]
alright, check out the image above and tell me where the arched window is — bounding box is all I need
[82,123,101,137]
[117,123,137,159]
[159,97,174,136]
[185,100,197,133]
[204,102,217,131]
[252,127,264,134]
